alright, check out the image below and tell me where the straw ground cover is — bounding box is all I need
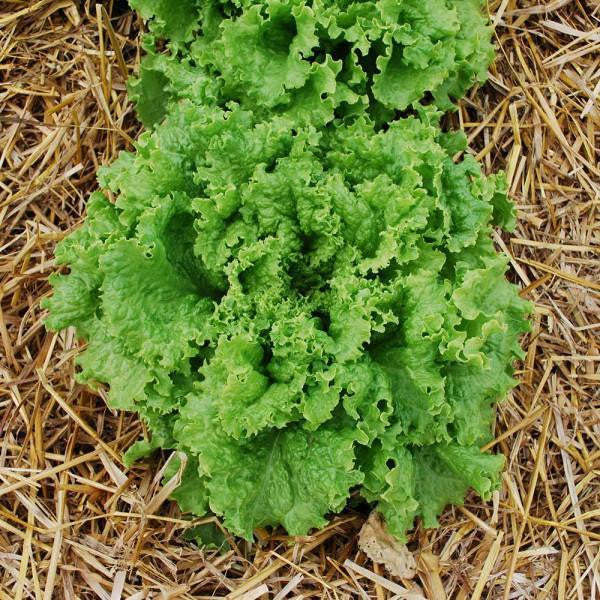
[0,0,598,597]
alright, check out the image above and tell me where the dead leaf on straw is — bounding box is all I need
[358,512,417,578]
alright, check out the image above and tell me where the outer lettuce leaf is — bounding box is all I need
[163,454,210,515]
[359,441,419,539]
[76,323,153,411]
[99,239,212,369]
[414,444,504,529]
[360,437,504,540]
[43,192,125,336]
[128,0,203,44]
[176,396,363,539]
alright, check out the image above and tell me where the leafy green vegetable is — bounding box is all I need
[128,0,495,127]
[184,522,231,553]
[44,0,529,542]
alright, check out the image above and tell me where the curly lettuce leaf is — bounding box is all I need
[360,437,504,540]
[176,395,362,539]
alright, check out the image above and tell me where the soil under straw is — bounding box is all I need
[0,1,599,598]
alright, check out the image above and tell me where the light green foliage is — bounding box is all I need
[128,0,495,127]
[44,0,530,542]
[184,521,231,553]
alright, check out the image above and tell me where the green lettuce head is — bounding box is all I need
[128,0,496,127]
[44,0,530,541]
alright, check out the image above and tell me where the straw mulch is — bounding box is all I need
[0,0,599,598]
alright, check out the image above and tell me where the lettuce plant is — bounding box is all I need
[128,0,495,127]
[44,0,529,541]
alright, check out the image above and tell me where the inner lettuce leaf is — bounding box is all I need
[44,0,530,542]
